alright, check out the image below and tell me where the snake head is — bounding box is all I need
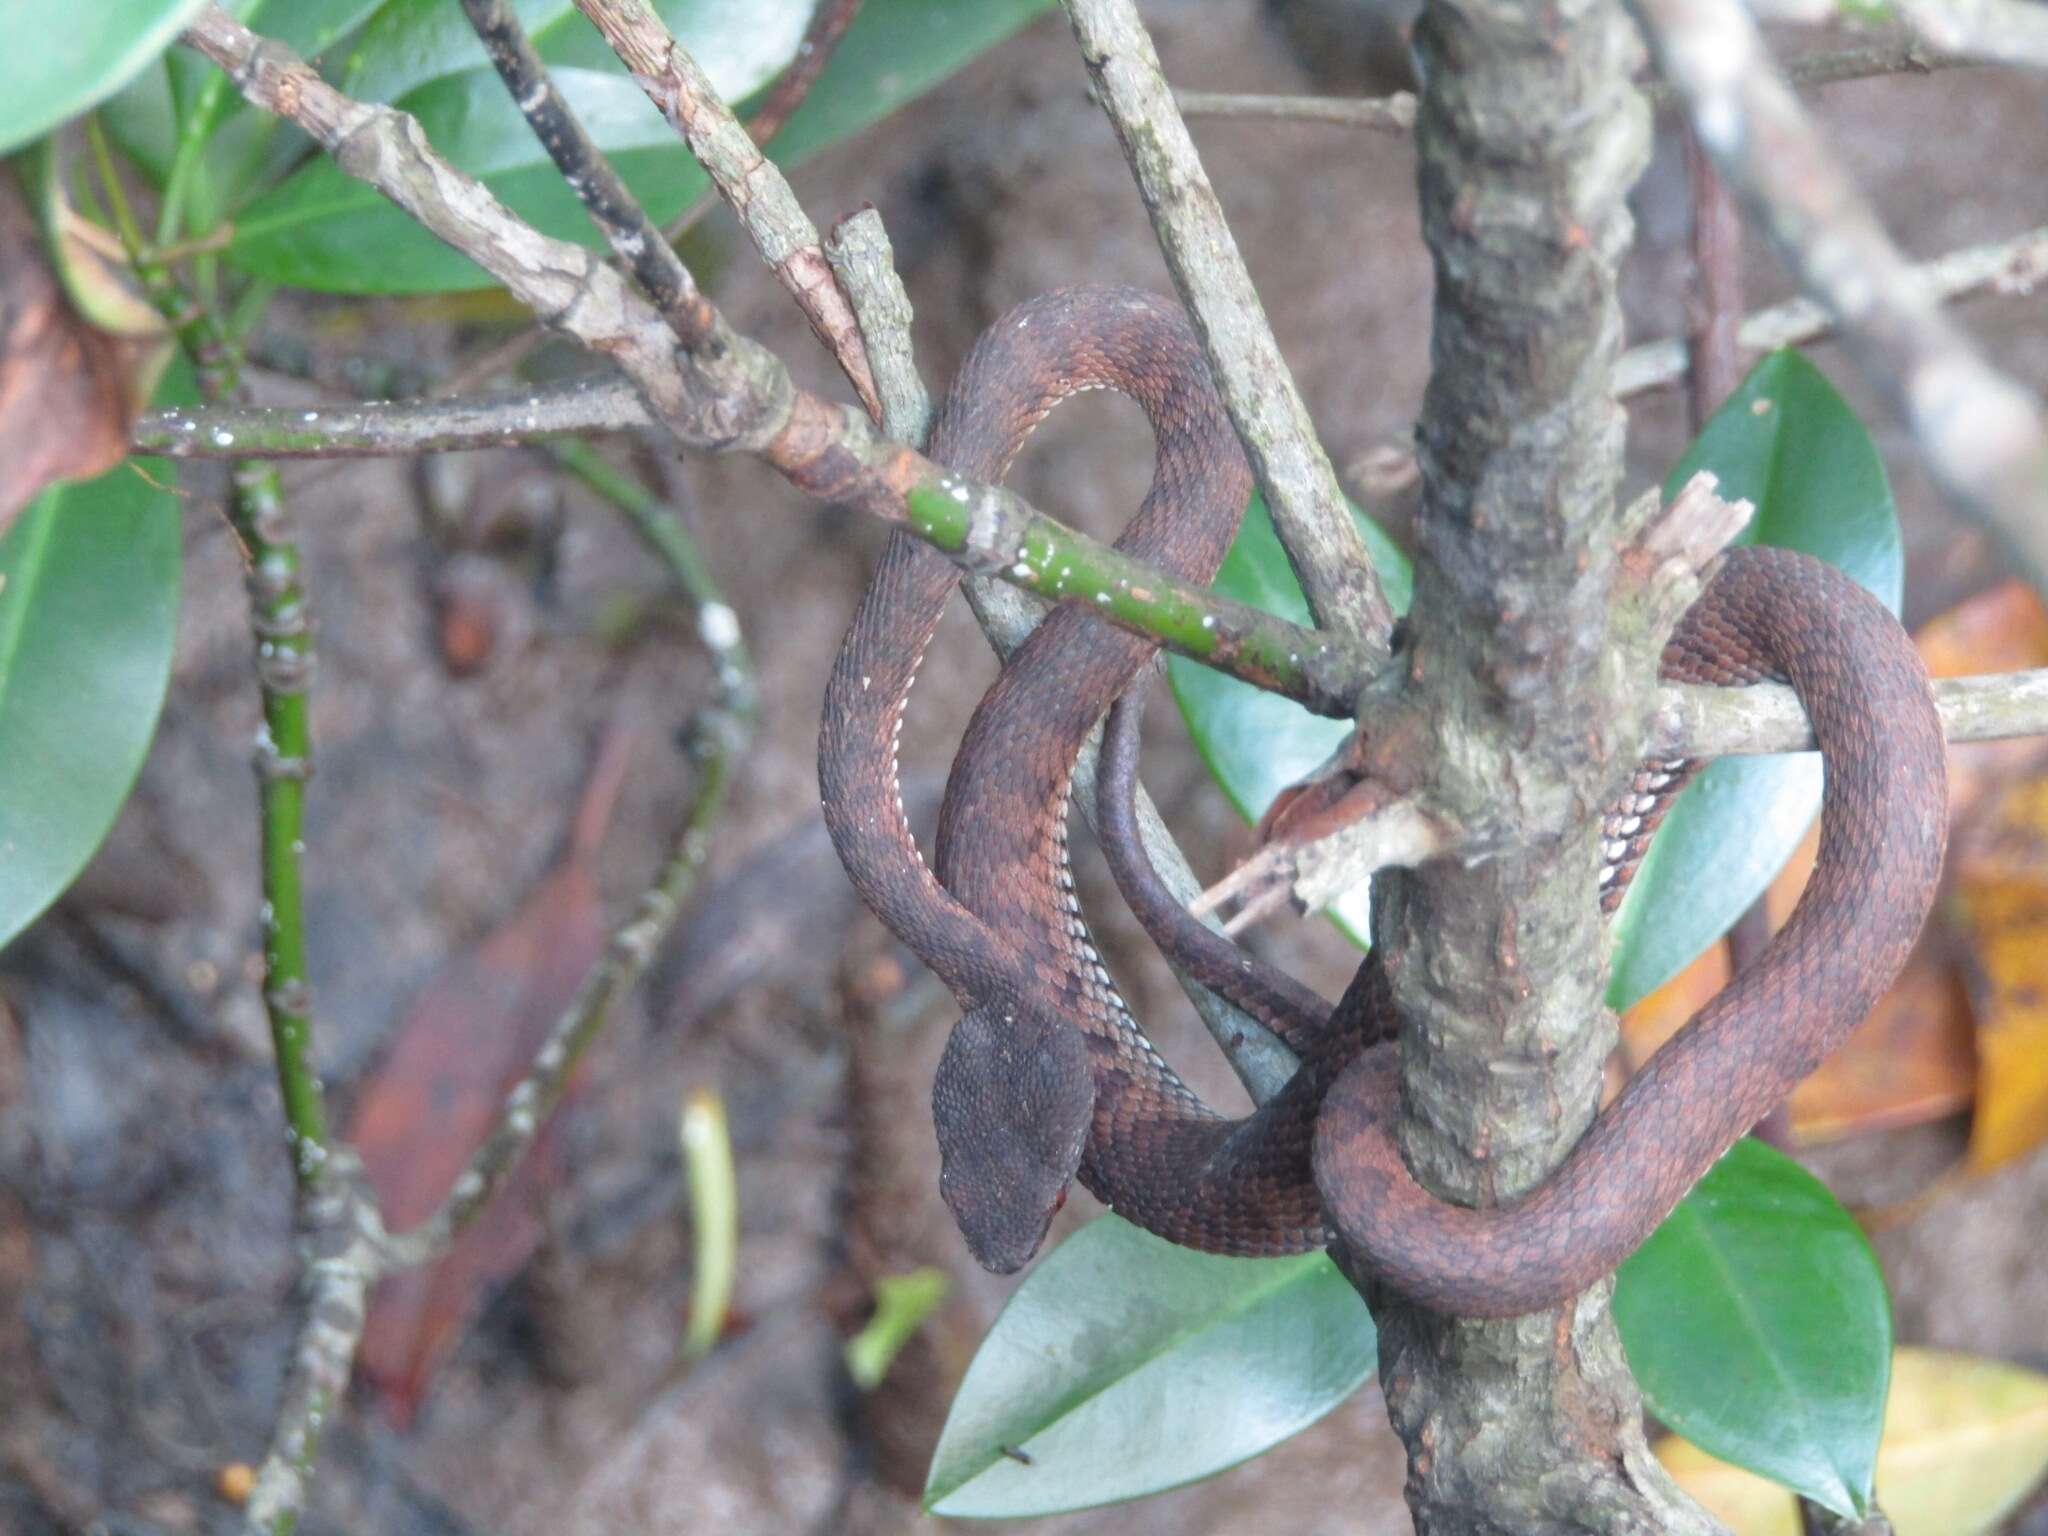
[932,1000,1094,1274]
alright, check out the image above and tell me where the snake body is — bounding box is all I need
[819,285,1948,1315]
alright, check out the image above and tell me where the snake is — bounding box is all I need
[818,284,1949,1316]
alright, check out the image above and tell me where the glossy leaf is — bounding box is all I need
[227,0,1055,292]
[0,0,207,155]
[0,451,182,950]
[924,1215,1375,1518]
[1614,1138,1891,1517]
[1658,1347,2048,1536]
[1607,350,1900,1009]
[1167,495,1412,945]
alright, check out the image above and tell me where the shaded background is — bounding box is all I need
[3,1,2047,1531]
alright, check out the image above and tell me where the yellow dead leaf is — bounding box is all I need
[1950,772,2048,1172]
[1657,1347,2048,1536]
[1916,582,2048,817]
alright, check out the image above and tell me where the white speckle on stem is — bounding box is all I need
[213,429,236,447]
[697,601,740,649]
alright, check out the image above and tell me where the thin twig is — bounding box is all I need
[1630,0,2048,593]
[571,0,881,419]
[1062,0,1395,654]
[1681,127,1779,1020]
[1616,221,2048,397]
[85,118,332,1198]
[137,378,646,457]
[244,1155,380,1535]
[1171,38,1968,135]
[160,21,1374,712]
[378,709,742,1271]
[1657,668,2048,757]
[1684,133,1745,431]
[743,0,862,147]
[823,209,933,446]
[823,206,1300,1101]
[458,0,715,348]
[1173,88,1416,131]
[90,115,345,1536]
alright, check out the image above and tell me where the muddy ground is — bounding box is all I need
[3,3,2048,1533]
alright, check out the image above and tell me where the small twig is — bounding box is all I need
[571,0,881,418]
[93,120,351,1536]
[822,206,1299,1100]
[1173,88,1416,132]
[1684,133,1745,432]
[823,209,933,445]
[244,1156,380,1536]
[1616,222,2048,397]
[86,117,332,1197]
[1062,0,1395,654]
[458,0,715,348]
[178,7,1371,713]
[1889,0,2048,69]
[743,0,862,147]
[1657,667,2048,758]
[1630,0,2048,593]
[1168,38,1968,136]
[136,378,646,457]
[1682,128,1778,997]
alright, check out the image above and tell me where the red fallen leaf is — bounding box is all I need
[0,170,157,533]
[351,723,637,1423]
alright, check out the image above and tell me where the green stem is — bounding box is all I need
[156,70,230,244]
[91,114,329,1191]
[905,479,1353,714]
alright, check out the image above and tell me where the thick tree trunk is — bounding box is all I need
[1359,1,1724,1530]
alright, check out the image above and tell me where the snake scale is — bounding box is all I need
[819,285,1948,1317]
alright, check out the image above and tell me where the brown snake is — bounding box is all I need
[819,285,1949,1316]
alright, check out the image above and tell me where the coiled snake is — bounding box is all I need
[819,285,1948,1317]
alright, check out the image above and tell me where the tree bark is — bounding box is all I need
[1360,0,1723,1529]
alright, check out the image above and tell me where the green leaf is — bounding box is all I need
[0,0,208,156]
[1607,350,1900,1009]
[0,452,182,951]
[1167,495,1412,946]
[924,1216,1375,1518]
[1615,1138,1891,1518]
[226,0,1055,293]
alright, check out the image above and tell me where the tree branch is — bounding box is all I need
[1658,667,2048,757]
[1615,221,2048,397]
[1062,0,1396,654]
[1352,0,1721,1523]
[742,0,863,148]
[1170,37,1969,135]
[570,0,880,418]
[1630,0,2048,594]
[136,379,647,457]
[173,9,1373,713]
[456,0,715,348]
